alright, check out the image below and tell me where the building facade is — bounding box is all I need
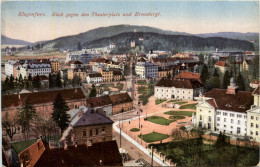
[154,78,204,100]
[135,62,158,79]
[86,73,103,84]
[19,63,51,78]
[66,51,102,64]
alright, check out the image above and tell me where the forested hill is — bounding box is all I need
[82,32,255,54]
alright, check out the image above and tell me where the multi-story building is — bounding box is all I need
[175,71,201,83]
[154,78,204,100]
[158,68,173,78]
[19,63,51,78]
[135,62,158,79]
[2,88,86,118]
[4,60,18,77]
[99,69,113,82]
[194,78,254,137]
[50,59,59,73]
[112,71,123,81]
[106,62,124,71]
[86,73,103,84]
[86,92,133,115]
[215,61,229,74]
[68,61,87,82]
[65,51,102,64]
[247,86,260,142]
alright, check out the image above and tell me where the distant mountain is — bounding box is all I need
[47,24,191,49]
[1,35,33,46]
[83,32,255,54]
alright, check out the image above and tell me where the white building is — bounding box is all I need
[66,51,102,64]
[154,78,204,100]
[19,63,51,78]
[86,73,103,84]
[246,86,260,142]
[135,62,158,79]
[194,78,254,137]
[5,60,18,77]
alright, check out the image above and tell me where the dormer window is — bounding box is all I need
[239,105,245,109]
[225,104,232,107]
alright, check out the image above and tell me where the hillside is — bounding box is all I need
[1,35,33,46]
[82,32,255,54]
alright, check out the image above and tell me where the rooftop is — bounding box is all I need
[175,71,201,82]
[215,61,229,67]
[156,78,204,89]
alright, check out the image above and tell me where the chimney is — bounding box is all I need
[226,78,239,95]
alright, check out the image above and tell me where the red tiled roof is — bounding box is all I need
[70,60,82,65]
[252,85,260,95]
[86,95,112,108]
[109,93,132,105]
[204,89,253,113]
[156,78,204,89]
[206,99,218,109]
[175,71,201,82]
[2,88,86,108]
[251,80,260,85]
[19,139,122,167]
[215,61,229,67]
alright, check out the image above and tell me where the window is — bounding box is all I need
[83,130,86,137]
[238,120,241,125]
[102,128,105,134]
[256,117,259,120]
[237,127,241,134]
[89,130,92,136]
[224,118,226,122]
[217,111,221,115]
[237,114,242,118]
[251,131,253,135]
[217,117,220,121]
[224,125,226,128]
[96,129,98,135]
[208,110,211,113]
[230,113,234,117]
[251,116,254,120]
[256,124,259,128]
[200,115,202,120]
[251,123,254,127]
[208,116,211,122]
[231,126,233,129]
[217,123,220,126]
[256,131,259,136]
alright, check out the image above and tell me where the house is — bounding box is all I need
[70,60,84,69]
[246,86,260,142]
[195,78,253,136]
[158,67,173,78]
[242,60,253,71]
[2,88,86,118]
[86,73,103,84]
[175,71,201,83]
[113,71,123,81]
[100,69,113,82]
[135,62,158,79]
[65,51,102,64]
[154,78,204,100]
[67,107,114,145]
[19,62,51,79]
[4,60,19,77]
[109,92,133,115]
[86,95,113,116]
[106,62,125,71]
[50,59,59,73]
[86,93,133,115]
[18,139,122,167]
[68,68,87,82]
[215,61,229,73]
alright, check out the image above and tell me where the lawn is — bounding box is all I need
[130,128,140,132]
[114,83,124,91]
[139,132,170,143]
[11,135,61,154]
[174,101,188,105]
[149,139,259,167]
[155,99,167,105]
[147,116,175,125]
[137,80,147,85]
[164,111,194,117]
[103,84,114,91]
[179,103,198,110]
[169,115,186,120]
[167,100,178,103]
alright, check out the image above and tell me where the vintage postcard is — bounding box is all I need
[1,1,260,166]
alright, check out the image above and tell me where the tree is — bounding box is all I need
[236,72,246,91]
[52,94,70,132]
[2,76,10,93]
[55,72,62,88]
[77,42,82,50]
[198,54,204,63]
[167,71,171,78]
[49,73,54,88]
[18,74,24,89]
[206,76,221,91]
[9,75,15,90]
[222,70,230,89]
[32,75,41,89]
[200,64,208,84]
[2,112,17,141]
[214,131,230,148]
[89,84,97,98]
[213,68,219,77]
[18,102,36,140]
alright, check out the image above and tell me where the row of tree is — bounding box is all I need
[3,94,71,141]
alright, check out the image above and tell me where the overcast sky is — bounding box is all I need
[2,1,259,43]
